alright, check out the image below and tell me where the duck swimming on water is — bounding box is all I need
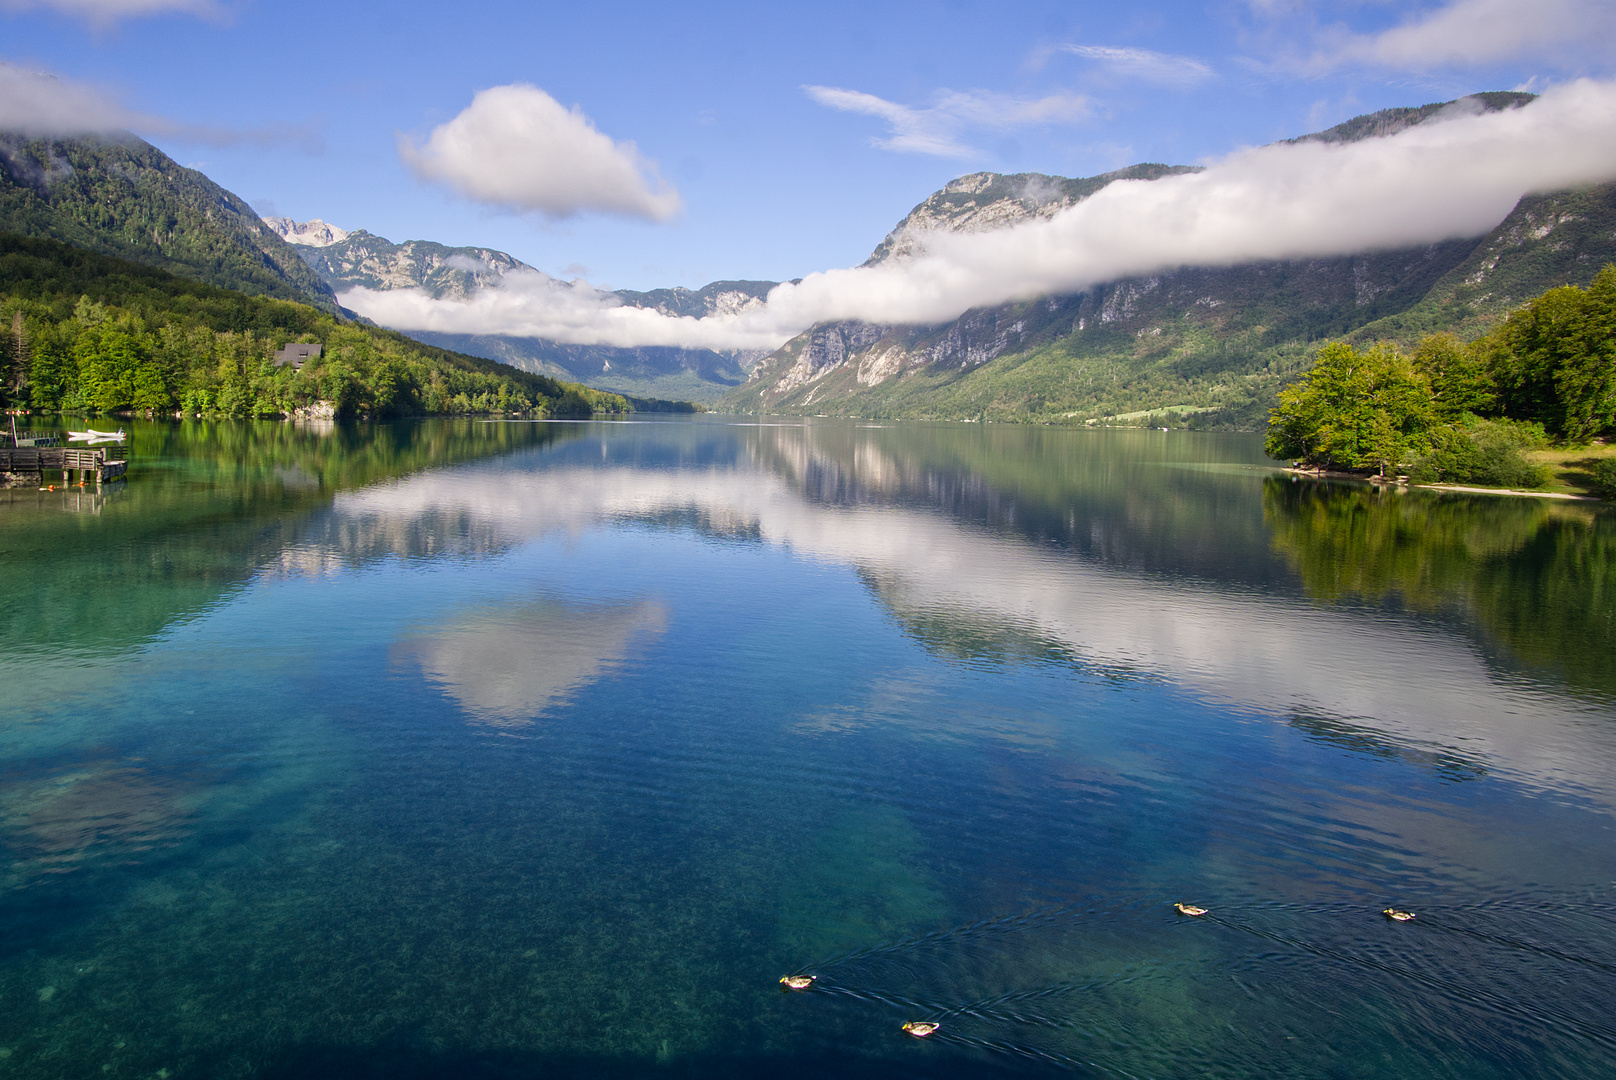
[779,975,816,991]
[1175,903,1208,917]
[903,1022,940,1038]
[1383,908,1416,922]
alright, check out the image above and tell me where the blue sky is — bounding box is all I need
[4,0,1614,292]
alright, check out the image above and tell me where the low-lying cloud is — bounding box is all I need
[342,79,1616,353]
[398,84,682,221]
[805,85,1091,159]
[0,63,150,136]
[0,62,320,149]
[341,271,784,351]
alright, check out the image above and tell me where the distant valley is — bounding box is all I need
[266,219,778,404]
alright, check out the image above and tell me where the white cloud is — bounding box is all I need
[443,254,491,274]
[0,63,148,135]
[338,270,786,352]
[1060,45,1215,86]
[0,62,320,149]
[345,79,1616,354]
[1297,0,1616,73]
[0,0,217,26]
[804,85,1091,159]
[398,84,681,221]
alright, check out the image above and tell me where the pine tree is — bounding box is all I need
[6,310,27,405]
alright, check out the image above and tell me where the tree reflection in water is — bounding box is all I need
[1263,477,1616,700]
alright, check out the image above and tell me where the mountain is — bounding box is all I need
[286,229,528,301]
[264,217,349,248]
[403,279,777,406]
[275,223,776,403]
[0,232,654,418]
[861,164,1200,265]
[0,132,339,313]
[726,92,1616,427]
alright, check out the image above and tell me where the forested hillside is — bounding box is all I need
[0,234,638,418]
[0,133,338,311]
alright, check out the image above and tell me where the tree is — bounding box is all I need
[74,326,159,412]
[5,309,28,406]
[1413,333,1495,420]
[1487,277,1610,439]
[1553,265,1616,442]
[1266,342,1435,473]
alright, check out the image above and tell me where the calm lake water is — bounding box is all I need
[2,417,1614,1079]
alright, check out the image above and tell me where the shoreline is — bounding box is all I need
[1281,467,1605,502]
[1419,482,1603,502]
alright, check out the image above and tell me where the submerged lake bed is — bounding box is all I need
[2,417,1614,1079]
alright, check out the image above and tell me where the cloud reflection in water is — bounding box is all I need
[333,428,1616,807]
[400,595,667,728]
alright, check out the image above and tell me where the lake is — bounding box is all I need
[2,416,1614,1079]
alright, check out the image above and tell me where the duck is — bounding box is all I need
[779,974,816,991]
[1383,908,1416,922]
[902,1021,941,1038]
[1174,903,1208,917]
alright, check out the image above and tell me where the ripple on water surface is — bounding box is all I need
[0,418,1613,1079]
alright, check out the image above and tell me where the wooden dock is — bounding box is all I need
[0,446,127,485]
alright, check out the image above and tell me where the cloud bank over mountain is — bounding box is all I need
[342,270,785,351]
[398,84,682,221]
[0,62,152,136]
[0,62,319,149]
[340,79,1616,352]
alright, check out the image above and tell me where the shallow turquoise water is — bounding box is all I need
[2,417,1614,1078]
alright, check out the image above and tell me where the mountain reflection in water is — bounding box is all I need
[1,417,1612,1080]
[330,422,1616,807]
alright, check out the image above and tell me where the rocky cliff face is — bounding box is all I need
[616,280,774,320]
[726,93,1612,425]
[293,229,529,301]
[864,164,1199,265]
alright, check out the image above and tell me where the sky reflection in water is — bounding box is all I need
[0,417,1612,1079]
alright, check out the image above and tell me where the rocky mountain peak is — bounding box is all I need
[1289,91,1535,146]
[265,217,351,248]
[942,173,999,195]
[864,164,1200,266]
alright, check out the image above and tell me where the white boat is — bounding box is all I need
[68,428,125,442]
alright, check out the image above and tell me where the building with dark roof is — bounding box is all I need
[273,343,323,370]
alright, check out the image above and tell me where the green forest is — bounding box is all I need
[0,234,666,419]
[1266,265,1616,491]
